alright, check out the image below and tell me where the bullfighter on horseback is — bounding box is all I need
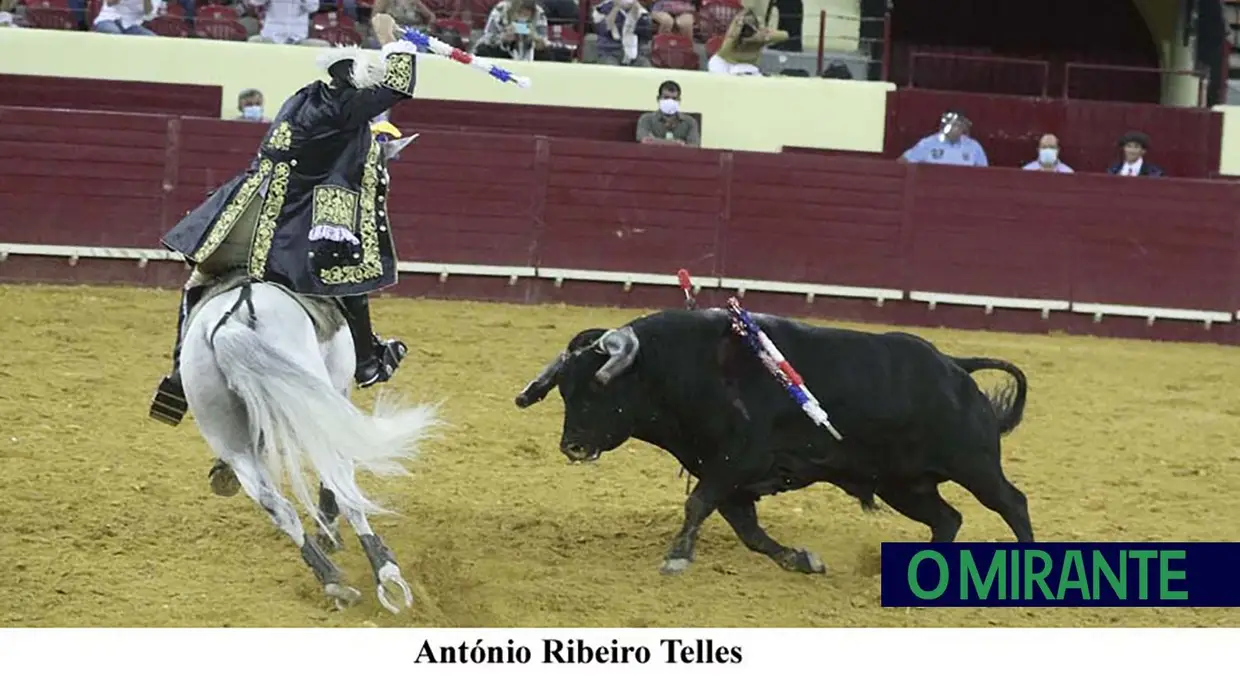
[149,11,420,428]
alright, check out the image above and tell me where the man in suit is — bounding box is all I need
[1107,131,1164,177]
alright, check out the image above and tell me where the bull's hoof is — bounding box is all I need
[659,558,692,576]
[777,548,827,574]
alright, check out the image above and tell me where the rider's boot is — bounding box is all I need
[149,284,206,427]
[339,294,407,388]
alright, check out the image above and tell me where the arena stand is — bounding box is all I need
[3,98,1240,347]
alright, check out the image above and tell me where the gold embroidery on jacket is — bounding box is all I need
[192,158,272,264]
[266,121,292,151]
[381,52,415,96]
[248,161,291,278]
[319,141,385,285]
[312,186,359,230]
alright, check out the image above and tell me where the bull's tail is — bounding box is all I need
[952,357,1027,436]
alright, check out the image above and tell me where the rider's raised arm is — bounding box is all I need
[337,13,418,131]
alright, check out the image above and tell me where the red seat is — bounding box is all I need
[423,0,460,18]
[311,11,357,31]
[695,0,740,41]
[198,5,238,21]
[195,17,249,41]
[704,34,724,57]
[650,32,699,70]
[162,1,185,16]
[546,23,581,51]
[24,0,78,30]
[148,15,190,36]
[432,17,471,38]
[462,0,495,30]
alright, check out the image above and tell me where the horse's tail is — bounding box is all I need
[208,287,440,527]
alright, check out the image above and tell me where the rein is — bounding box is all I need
[209,280,258,345]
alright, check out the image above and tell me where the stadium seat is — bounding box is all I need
[695,0,740,41]
[423,0,461,18]
[311,11,357,31]
[198,5,237,21]
[195,17,249,41]
[148,15,191,37]
[24,0,77,30]
[313,24,364,45]
[462,0,494,30]
[650,33,700,70]
[432,17,472,41]
[704,34,724,57]
[547,23,581,52]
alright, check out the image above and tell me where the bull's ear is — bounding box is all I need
[567,328,608,353]
[594,327,640,385]
[515,351,567,409]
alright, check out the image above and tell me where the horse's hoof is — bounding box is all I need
[659,558,691,576]
[799,549,827,574]
[376,562,414,614]
[325,583,362,611]
[208,460,240,497]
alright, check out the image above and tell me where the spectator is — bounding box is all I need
[93,0,162,36]
[707,3,788,76]
[593,0,652,67]
[245,0,330,46]
[650,0,694,38]
[373,0,434,32]
[475,0,550,61]
[897,110,988,167]
[820,60,853,79]
[1022,133,1073,173]
[1107,131,1164,177]
[235,88,266,122]
[0,0,19,27]
[636,79,700,147]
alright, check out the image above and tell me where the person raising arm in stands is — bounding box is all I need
[706,1,788,76]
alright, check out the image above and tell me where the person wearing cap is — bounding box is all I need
[1107,131,1164,177]
[898,110,989,167]
[149,11,420,429]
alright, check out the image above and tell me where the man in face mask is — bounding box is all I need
[150,11,420,429]
[635,80,700,147]
[1021,133,1073,173]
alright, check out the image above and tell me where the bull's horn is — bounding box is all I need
[594,327,639,385]
[515,351,568,408]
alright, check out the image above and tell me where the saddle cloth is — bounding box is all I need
[188,268,346,345]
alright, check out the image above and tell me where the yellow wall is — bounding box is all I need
[1131,0,1201,106]
[0,28,895,154]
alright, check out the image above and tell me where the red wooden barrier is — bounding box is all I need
[0,73,223,118]
[2,106,1239,347]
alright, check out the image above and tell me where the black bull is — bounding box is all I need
[514,308,1033,576]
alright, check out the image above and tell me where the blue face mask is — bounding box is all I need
[241,105,263,121]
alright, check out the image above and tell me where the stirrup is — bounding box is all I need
[149,374,188,427]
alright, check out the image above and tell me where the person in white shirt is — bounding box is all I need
[1022,133,1073,173]
[93,0,161,35]
[1107,131,1164,177]
[246,0,329,46]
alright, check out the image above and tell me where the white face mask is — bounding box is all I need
[658,98,679,115]
[241,105,263,121]
[1038,147,1058,165]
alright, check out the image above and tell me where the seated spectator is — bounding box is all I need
[0,0,19,27]
[245,0,330,46]
[707,3,788,76]
[1107,131,1164,177]
[897,110,988,167]
[1022,133,1073,173]
[235,88,266,122]
[636,79,700,147]
[475,0,550,61]
[93,0,162,36]
[373,0,434,31]
[593,0,652,67]
[650,0,694,38]
[820,60,853,79]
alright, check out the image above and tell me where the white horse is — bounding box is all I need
[178,270,441,612]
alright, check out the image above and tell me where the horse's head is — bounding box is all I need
[370,119,418,162]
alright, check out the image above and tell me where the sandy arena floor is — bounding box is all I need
[1,283,1238,628]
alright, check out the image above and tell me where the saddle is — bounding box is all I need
[189,269,346,344]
